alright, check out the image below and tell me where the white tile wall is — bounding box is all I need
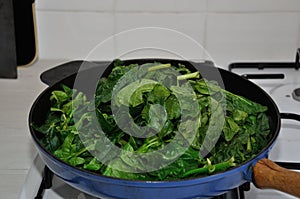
[36,0,115,12]
[207,0,300,12]
[36,11,115,60]
[114,13,207,60]
[36,0,207,12]
[114,0,207,12]
[205,12,300,67]
[35,0,300,68]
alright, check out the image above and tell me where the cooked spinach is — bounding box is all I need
[33,60,271,180]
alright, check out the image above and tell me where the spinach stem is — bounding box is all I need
[147,63,171,72]
[74,147,87,157]
[63,147,88,161]
[136,136,160,153]
[182,157,235,177]
[177,71,200,81]
[247,137,252,152]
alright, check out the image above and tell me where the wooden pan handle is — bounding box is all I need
[253,158,300,198]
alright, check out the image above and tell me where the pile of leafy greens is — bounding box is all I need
[33,60,272,180]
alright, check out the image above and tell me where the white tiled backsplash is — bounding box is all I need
[35,0,300,68]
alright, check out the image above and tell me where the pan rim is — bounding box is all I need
[29,58,281,185]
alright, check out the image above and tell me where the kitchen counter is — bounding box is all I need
[0,59,68,198]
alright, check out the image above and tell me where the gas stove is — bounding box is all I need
[19,49,300,199]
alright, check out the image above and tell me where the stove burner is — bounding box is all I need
[292,88,300,102]
[266,84,300,113]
